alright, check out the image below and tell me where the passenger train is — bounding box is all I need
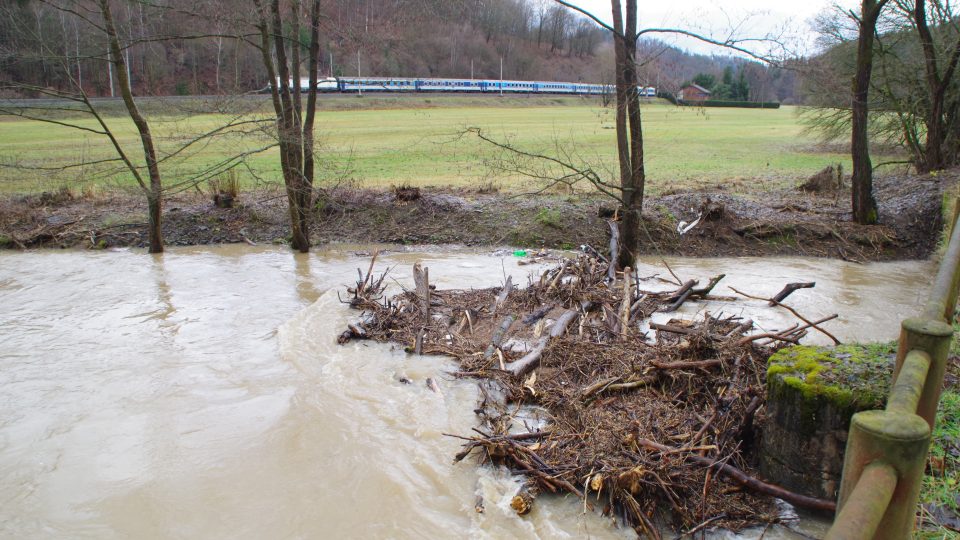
[264,76,656,97]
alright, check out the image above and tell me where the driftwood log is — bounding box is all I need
[507,309,578,376]
[769,281,815,305]
[413,262,431,321]
[607,219,619,281]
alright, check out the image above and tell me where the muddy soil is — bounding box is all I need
[0,169,953,260]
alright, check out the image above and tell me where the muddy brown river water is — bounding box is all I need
[0,245,936,539]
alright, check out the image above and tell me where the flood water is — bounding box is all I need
[0,246,935,539]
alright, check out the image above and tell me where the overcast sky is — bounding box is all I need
[566,0,860,57]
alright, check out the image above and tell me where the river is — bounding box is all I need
[0,246,935,538]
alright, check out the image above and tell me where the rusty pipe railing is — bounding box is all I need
[825,209,960,540]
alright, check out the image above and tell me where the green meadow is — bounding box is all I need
[0,98,857,194]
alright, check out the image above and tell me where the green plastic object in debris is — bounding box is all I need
[513,250,528,257]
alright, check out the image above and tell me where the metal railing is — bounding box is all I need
[825,207,960,540]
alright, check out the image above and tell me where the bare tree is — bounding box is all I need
[252,0,322,252]
[0,0,165,251]
[909,0,960,172]
[550,0,782,267]
[99,0,165,252]
[1,0,270,252]
[608,0,643,269]
[805,0,960,177]
[850,0,889,225]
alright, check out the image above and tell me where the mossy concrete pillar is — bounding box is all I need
[761,345,893,501]
[834,410,930,540]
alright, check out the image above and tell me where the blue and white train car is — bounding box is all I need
[336,77,418,92]
[264,76,612,96]
[267,77,340,92]
[417,78,484,92]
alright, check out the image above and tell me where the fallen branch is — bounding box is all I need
[736,330,800,346]
[668,280,698,301]
[581,376,621,398]
[510,442,586,499]
[449,430,552,462]
[507,309,578,376]
[337,323,367,344]
[602,376,656,393]
[728,286,841,345]
[690,274,726,297]
[650,322,700,336]
[491,275,513,315]
[661,258,684,286]
[665,274,725,312]
[768,314,838,345]
[664,279,698,312]
[483,316,515,360]
[650,359,722,370]
[769,282,815,305]
[522,304,553,325]
[358,250,381,295]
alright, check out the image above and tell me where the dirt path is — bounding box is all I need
[0,170,952,261]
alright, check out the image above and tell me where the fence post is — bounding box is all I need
[893,317,953,429]
[835,410,930,540]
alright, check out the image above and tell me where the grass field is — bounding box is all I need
[0,97,863,195]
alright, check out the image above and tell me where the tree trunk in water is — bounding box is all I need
[286,181,310,252]
[100,0,164,253]
[299,0,321,244]
[617,207,639,270]
[609,0,643,268]
[621,0,643,268]
[850,0,884,225]
[147,193,162,253]
[267,0,310,252]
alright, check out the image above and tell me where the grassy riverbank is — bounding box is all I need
[918,389,960,537]
[0,98,872,195]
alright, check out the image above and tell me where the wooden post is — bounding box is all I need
[413,262,430,323]
[893,317,952,429]
[834,410,930,539]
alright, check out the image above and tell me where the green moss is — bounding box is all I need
[767,343,896,410]
[937,189,960,257]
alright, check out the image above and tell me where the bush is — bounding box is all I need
[535,208,562,228]
[208,170,240,208]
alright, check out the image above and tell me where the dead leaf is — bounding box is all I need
[590,474,604,492]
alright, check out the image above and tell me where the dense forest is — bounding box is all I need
[0,0,803,102]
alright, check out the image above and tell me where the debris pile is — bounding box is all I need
[339,248,838,536]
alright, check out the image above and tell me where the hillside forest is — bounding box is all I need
[1,0,802,103]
